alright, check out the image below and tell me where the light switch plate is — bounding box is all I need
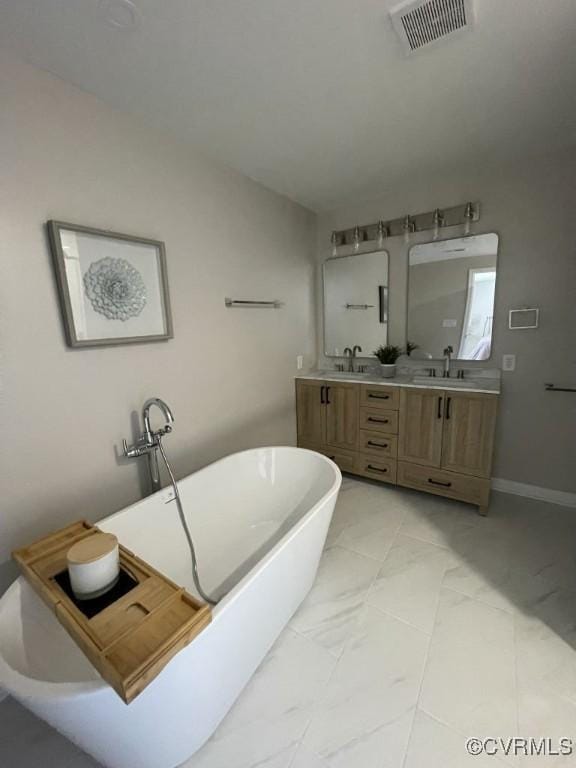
[296,355,304,370]
[502,354,516,372]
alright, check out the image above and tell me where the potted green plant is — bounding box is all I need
[373,344,402,378]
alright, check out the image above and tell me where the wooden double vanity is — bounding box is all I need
[296,374,499,514]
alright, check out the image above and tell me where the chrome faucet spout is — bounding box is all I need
[343,347,353,372]
[142,397,174,440]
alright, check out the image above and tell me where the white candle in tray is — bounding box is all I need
[67,533,120,600]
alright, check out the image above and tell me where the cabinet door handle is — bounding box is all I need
[368,393,390,400]
[428,477,452,488]
[446,397,452,420]
[320,386,325,405]
[326,386,331,405]
[367,440,388,448]
[367,417,389,424]
[367,464,388,473]
[437,396,443,419]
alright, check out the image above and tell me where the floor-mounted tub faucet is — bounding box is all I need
[123,397,174,493]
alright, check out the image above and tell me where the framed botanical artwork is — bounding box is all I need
[47,221,173,348]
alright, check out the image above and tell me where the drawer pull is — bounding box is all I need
[428,477,452,488]
[367,417,389,424]
[367,464,388,474]
[437,396,443,419]
[368,393,390,400]
[320,386,326,405]
[367,440,388,448]
[446,396,452,420]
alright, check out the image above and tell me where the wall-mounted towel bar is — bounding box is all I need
[345,303,374,310]
[545,383,576,393]
[225,298,282,309]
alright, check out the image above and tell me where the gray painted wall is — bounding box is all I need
[316,151,576,494]
[0,53,316,578]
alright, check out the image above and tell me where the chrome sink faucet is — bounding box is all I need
[443,346,453,378]
[343,347,353,372]
[343,345,362,372]
[123,398,175,493]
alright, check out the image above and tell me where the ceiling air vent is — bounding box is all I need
[390,0,474,54]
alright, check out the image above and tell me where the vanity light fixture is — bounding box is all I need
[464,202,475,235]
[433,208,445,240]
[330,230,339,257]
[403,214,415,243]
[329,200,481,248]
[377,220,389,248]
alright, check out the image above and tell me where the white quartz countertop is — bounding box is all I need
[296,371,501,395]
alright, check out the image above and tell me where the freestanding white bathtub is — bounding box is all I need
[0,447,341,768]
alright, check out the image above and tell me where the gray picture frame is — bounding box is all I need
[47,220,174,348]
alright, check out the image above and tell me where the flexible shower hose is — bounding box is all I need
[157,437,217,605]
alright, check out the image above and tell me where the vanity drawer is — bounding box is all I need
[397,461,490,506]
[359,408,398,434]
[355,455,397,484]
[359,430,397,458]
[298,442,356,474]
[359,385,399,410]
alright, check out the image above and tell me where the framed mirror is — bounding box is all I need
[323,250,389,357]
[407,233,499,361]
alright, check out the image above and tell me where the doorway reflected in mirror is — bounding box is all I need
[407,233,499,361]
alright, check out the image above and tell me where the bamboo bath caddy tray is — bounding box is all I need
[13,520,212,704]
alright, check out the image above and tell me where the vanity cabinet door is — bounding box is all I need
[325,383,359,451]
[296,380,326,446]
[398,388,444,467]
[441,393,498,478]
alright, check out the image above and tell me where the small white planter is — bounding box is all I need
[379,364,396,378]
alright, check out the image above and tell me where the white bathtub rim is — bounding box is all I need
[0,447,341,702]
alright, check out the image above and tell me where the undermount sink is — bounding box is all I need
[320,371,374,380]
[411,376,481,388]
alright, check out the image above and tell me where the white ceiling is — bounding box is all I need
[1,0,576,211]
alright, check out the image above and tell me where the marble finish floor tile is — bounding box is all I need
[289,545,380,656]
[517,681,576,767]
[419,588,517,741]
[302,605,428,761]
[186,629,335,768]
[325,480,406,554]
[398,490,482,548]
[3,479,576,768]
[404,709,510,767]
[514,587,576,705]
[367,534,453,633]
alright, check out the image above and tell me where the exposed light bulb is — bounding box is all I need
[403,215,414,244]
[330,230,338,257]
[353,225,361,252]
[433,208,444,240]
[464,202,475,235]
[377,220,389,249]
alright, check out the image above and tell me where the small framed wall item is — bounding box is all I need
[508,308,539,330]
[47,221,173,348]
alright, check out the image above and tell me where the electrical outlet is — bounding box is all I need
[502,354,516,372]
[296,355,304,370]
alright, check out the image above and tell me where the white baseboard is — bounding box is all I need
[492,478,576,508]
